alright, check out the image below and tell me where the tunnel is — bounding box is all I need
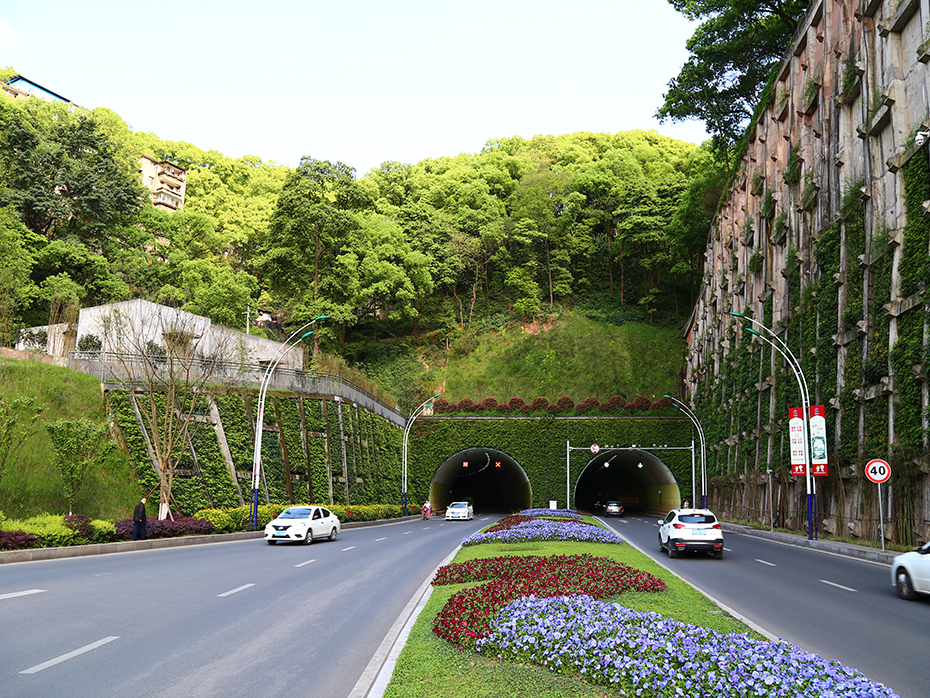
[429,448,532,515]
[573,449,681,514]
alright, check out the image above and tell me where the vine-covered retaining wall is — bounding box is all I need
[687,0,930,545]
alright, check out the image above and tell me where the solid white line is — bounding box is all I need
[217,583,254,597]
[342,546,356,551]
[375,537,387,542]
[0,589,46,600]
[20,636,119,674]
[756,559,777,567]
[295,559,316,568]
[820,579,857,592]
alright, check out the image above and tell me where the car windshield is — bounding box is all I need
[279,507,314,519]
[607,502,620,506]
[678,514,715,524]
[450,503,467,509]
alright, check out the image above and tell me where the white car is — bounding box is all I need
[445,501,474,520]
[658,508,724,559]
[891,540,930,599]
[264,506,340,545]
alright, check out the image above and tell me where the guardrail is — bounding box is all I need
[67,351,407,427]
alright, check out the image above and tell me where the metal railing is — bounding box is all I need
[68,351,406,427]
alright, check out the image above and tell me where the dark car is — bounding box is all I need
[604,501,624,517]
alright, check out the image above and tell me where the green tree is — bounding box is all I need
[45,418,112,516]
[656,0,809,163]
[0,396,44,487]
[0,207,41,345]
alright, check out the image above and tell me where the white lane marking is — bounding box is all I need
[423,527,431,530]
[342,546,356,551]
[295,559,316,568]
[20,636,119,674]
[755,559,777,567]
[820,579,857,592]
[375,537,387,542]
[217,583,254,597]
[0,589,46,601]
[724,547,733,552]
[402,531,412,535]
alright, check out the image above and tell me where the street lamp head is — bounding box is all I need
[313,315,330,322]
[729,311,746,318]
[746,327,762,337]
[301,330,315,339]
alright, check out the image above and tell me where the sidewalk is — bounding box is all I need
[720,521,899,565]
[0,515,423,565]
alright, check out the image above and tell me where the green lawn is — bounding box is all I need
[383,536,759,698]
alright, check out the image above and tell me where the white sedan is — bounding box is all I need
[445,501,474,520]
[264,506,341,545]
[891,540,930,599]
[658,508,724,559]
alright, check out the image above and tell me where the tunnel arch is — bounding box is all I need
[429,448,532,515]
[573,449,681,514]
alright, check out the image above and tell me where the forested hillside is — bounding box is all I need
[0,66,719,409]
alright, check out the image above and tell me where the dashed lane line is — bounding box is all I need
[217,583,254,598]
[342,546,356,551]
[756,559,777,566]
[375,537,387,542]
[820,579,857,592]
[20,636,119,674]
[1,589,46,601]
[295,559,316,568]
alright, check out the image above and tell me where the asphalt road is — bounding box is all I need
[601,514,930,698]
[0,515,489,698]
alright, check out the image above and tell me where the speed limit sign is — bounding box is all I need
[865,459,891,484]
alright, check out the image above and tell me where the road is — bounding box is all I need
[0,516,488,698]
[601,514,930,698]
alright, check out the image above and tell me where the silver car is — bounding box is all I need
[264,506,341,545]
[658,508,724,559]
[891,540,930,599]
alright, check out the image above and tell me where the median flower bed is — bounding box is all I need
[476,595,898,698]
[462,516,621,547]
[431,554,666,648]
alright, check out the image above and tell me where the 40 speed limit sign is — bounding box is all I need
[865,459,891,484]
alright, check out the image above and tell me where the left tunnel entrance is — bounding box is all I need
[429,448,532,515]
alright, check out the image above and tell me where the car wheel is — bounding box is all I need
[267,540,276,545]
[714,550,723,560]
[668,544,678,559]
[304,530,313,545]
[658,534,665,552]
[328,527,338,542]
[896,568,918,600]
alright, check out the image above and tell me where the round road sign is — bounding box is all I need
[865,459,891,484]
[590,444,600,454]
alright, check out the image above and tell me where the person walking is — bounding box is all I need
[132,497,148,540]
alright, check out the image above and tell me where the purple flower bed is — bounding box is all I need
[463,518,622,547]
[517,508,582,519]
[477,595,898,697]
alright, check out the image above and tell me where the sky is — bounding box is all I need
[1,0,709,176]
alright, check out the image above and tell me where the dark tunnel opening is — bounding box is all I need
[429,448,532,515]
[573,449,681,515]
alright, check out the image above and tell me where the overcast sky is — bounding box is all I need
[1,0,708,176]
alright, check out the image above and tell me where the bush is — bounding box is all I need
[479,397,499,410]
[457,398,476,411]
[9,514,80,547]
[0,530,37,550]
[432,398,451,413]
[64,514,93,539]
[556,396,574,411]
[193,508,236,533]
[114,516,216,540]
[89,519,116,543]
[508,397,526,410]
[529,397,549,411]
[598,401,613,412]
[496,403,511,413]
[632,395,652,410]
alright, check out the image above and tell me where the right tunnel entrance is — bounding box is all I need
[573,449,681,514]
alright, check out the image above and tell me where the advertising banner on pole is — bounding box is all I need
[809,405,828,476]
[788,407,806,476]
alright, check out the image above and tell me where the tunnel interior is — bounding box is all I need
[429,448,532,515]
[573,449,681,514]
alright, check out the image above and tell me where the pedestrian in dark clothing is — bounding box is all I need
[132,497,147,540]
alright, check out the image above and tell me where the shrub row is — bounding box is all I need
[433,395,674,414]
[0,513,116,549]
[193,502,423,532]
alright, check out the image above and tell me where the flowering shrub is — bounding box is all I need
[0,530,37,550]
[432,555,666,648]
[477,595,898,697]
[518,508,581,519]
[115,516,215,540]
[462,518,621,547]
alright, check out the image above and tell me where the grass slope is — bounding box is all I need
[438,314,685,404]
[0,358,138,520]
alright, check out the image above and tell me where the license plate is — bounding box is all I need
[692,529,705,535]
[274,532,287,537]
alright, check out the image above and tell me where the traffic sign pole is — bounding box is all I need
[865,459,891,550]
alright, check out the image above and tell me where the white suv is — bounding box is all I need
[658,508,724,559]
[891,540,930,599]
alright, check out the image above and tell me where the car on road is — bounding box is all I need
[604,500,624,517]
[891,540,930,599]
[445,501,474,520]
[264,506,341,545]
[658,508,724,559]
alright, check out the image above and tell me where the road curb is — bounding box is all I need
[0,515,424,565]
[720,522,898,566]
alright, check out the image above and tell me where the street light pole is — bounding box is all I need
[250,316,328,529]
[730,311,815,540]
[402,393,441,516]
[663,395,706,508]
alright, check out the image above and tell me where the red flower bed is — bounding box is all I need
[431,554,666,648]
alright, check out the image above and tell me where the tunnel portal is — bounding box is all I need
[429,448,532,516]
[573,449,681,514]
